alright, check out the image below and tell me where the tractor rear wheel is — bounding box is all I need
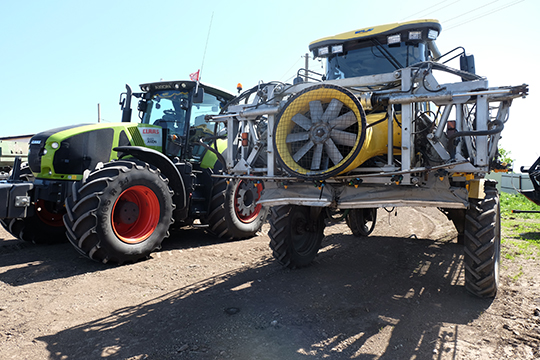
[269,205,325,268]
[3,199,67,244]
[346,208,377,237]
[63,160,174,264]
[207,178,268,240]
[463,180,500,297]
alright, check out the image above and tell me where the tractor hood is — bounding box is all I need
[28,122,158,181]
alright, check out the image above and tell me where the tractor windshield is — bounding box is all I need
[142,90,190,136]
[326,42,426,80]
[142,90,225,136]
[141,87,228,159]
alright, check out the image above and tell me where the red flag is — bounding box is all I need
[189,70,200,82]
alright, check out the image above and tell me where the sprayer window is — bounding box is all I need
[326,42,426,80]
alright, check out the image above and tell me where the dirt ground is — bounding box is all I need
[1,207,539,360]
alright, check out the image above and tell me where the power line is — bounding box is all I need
[279,56,303,82]
[442,0,499,23]
[409,0,462,21]
[445,0,525,30]
[400,0,457,21]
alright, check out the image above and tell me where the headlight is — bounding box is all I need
[51,142,59,149]
[408,31,422,40]
[331,44,343,54]
[317,46,329,57]
[387,34,401,45]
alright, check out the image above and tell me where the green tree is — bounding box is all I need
[498,146,514,169]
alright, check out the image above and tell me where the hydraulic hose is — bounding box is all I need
[448,119,504,160]
[448,119,504,141]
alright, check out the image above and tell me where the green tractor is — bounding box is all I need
[0,80,267,264]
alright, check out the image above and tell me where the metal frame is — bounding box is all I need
[209,63,527,209]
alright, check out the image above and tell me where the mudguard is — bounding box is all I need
[114,146,186,210]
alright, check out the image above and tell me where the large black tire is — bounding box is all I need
[346,208,377,237]
[1,162,64,244]
[2,199,67,244]
[269,205,325,268]
[63,160,174,264]
[464,180,500,298]
[206,178,268,240]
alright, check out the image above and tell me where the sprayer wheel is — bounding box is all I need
[346,208,377,237]
[463,180,500,298]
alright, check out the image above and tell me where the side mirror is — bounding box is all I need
[193,87,204,104]
[460,54,475,74]
[137,100,147,112]
[120,84,133,123]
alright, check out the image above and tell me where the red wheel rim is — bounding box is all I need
[234,180,263,223]
[112,185,160,244]
[35,199,65,227]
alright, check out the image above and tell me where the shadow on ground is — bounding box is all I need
[0,227,241,287]
[36,234,492,359]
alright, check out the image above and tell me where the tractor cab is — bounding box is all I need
[121,81,234,164]
[309,19,443,80]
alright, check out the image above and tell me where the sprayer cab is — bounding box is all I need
[308,19,467,80]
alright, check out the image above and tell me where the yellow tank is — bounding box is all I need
[274,84,401,180]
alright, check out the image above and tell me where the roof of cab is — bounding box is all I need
[139,80,235,100]
[309,19,442,51]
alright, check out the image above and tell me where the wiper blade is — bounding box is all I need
[371,39,403,70]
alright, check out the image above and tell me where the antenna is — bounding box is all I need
[199,12,214,82]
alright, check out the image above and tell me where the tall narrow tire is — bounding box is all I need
[464,180,500,298]
[269,205,325,268]
[346,208,377,237]
[207,178,268,240]
[4,199,67,244]
[63,160,174,264]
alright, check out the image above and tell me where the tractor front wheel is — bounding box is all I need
[63,160,174,264]
[269,205,325,268]
[2,199,67,244]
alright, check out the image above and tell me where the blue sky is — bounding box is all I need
[0,0,536,170]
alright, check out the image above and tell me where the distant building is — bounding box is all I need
[0,135,32,170]
[0,134,33,143]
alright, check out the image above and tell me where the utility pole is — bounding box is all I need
[98,103,101,123]
[304,53,309,82]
